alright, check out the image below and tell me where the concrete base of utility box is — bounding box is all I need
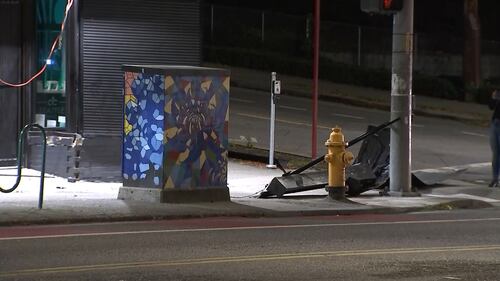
[118,186,230,203]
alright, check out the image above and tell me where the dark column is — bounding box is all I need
[463,0,481,102]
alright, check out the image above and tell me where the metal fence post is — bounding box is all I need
[357,25,362,66]
[210,4,214,43]
[261,11,265,43]
[414,32,418,63]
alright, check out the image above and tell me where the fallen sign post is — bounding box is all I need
[282,118,400,177]
[260,119,400,198]
[259,117,465,198]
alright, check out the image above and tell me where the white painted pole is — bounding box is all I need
[267,72,277,169]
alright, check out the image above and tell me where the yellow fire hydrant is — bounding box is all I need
[325,126,354,200]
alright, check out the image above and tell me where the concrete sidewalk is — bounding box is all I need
[1,159,499,226]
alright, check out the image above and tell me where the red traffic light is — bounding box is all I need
[382,0,403,11]
[361,0,403,14]
[383,0,392,9]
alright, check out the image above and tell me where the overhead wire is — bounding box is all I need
[0,0,74,88]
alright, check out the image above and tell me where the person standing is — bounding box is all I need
[489,89,500,187]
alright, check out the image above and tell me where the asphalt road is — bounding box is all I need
[230,87,491,170]
[1,209,499,280]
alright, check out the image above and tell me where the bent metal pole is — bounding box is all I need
[311,0,320,159]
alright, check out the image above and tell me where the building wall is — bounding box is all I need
[0,1,22,164]
[80,0,202,136]
[30,0,203,181]
[75,0,203,180]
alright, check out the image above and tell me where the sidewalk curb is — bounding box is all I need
[0,198,491,227]
[422,198,494,210]
[0,208,419,227]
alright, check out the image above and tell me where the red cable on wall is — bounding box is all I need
[0,0,74,88]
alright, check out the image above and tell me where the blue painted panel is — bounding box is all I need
[123,72,165,188]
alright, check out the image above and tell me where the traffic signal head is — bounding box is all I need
[382,0,403,11]
[361,0,403,14]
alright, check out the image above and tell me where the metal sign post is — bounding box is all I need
[267,72,281,169]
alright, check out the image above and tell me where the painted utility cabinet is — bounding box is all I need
[119,65,230,203]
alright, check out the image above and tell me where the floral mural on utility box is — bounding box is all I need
[123,68,229,190]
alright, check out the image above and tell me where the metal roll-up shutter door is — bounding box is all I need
[81,0,201,136]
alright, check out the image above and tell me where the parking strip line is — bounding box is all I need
[461,131,487,137]
[279,105,307,111]
[332,113,364,120]
[231,98,255,104]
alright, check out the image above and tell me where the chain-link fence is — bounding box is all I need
[203,5,309,56]
[415,33,464,55]
[483,40,500,55]
[204,4,500,78]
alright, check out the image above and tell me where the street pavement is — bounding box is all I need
[0,65,499,226]
[220,64,491,126]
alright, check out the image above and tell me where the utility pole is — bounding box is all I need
[463,0,481,102]
[389,0,418,196]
